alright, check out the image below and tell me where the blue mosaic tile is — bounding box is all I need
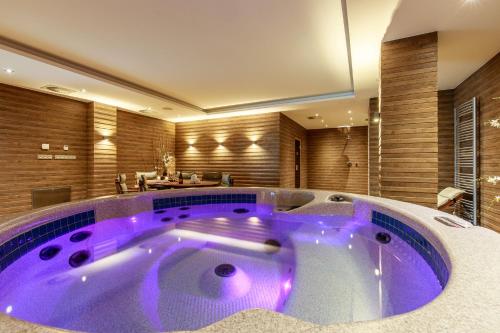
[0,210,95,273]
[153,194,257,210]
[372,211,449,288]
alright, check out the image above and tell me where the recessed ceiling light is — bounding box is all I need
[348,110,352,114]
[325,124,328,128]
[80,88,86,93]
[3,68,14,74]
[350,117,353,121]
[321,119,324,123]
[307,114,322,120]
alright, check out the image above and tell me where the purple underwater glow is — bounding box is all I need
[0,203,443,332]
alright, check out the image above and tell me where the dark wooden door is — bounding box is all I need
[295,139,301,188]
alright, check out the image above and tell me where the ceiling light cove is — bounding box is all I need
[3,68,14,74]
[0,0,355,117]
[0,0,404,128]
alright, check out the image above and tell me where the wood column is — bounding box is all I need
[438,90,455,191]
[379,32,438,207]
[88,102,117,198]
[369,97,380,196]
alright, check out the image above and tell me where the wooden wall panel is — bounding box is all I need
[117,111,175,189]
[454,52,500,232]
[0,84,89,216]
[438,90,455,191]
[175,113,281,187]
[380,32,439,207]
[307,127,368,194]
[87,103,117,198]
[279,113,308,188]
[369,97,380,196]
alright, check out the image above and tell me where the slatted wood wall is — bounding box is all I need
[438,90,455,191]
[175,113,281,187]
[454,52,500,232]
[87,102,117,198]
[369,97,380,196]
[117,110,175,189]
[307,126,368,194]
[279,113,308,188]
[380,32,438,207]
[0,84,89,216]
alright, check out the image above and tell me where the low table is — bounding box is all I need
[147,180,220,190]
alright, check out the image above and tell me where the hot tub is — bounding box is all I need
[0,188,498,333]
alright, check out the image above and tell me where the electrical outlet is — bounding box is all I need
[41,144,50,150]
[38,154,53,160]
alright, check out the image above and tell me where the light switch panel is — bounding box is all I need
[54,155,76,160]
[63,145,69,151]
[41,144,50,150]
[37,154,53,160]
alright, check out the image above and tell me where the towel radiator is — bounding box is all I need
[454,98,479,225]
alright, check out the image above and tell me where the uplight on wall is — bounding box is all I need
[248,139,261,150]
[247,133,261,149]
[186,138,197,151]
[214,135,228,151]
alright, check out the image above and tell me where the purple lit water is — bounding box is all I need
[0,204,442,332]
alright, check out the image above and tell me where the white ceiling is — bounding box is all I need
[0,0,351,108]
[0,0,498,129]
[286,0,399,129]
[384,0,500,90]
[0,0,398,128]
[0,48,201,120]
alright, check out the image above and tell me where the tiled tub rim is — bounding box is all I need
[347,195,455,278]
[0,187,497,333]
[371,210,449,288]
[0,193,260,274]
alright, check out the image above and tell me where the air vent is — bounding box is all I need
[40,85,78,95]
[138,107,152,113]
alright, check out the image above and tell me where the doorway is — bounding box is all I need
[295,139,301,188]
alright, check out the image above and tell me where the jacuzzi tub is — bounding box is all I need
[0,188,498,333]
